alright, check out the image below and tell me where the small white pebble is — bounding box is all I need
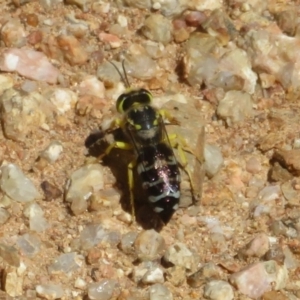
[74,278,86,290]
[117,15,128,27]
[152,2,161,9]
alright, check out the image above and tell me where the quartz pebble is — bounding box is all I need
[163,242,199,273]
[80,224,106,250]
[204,144,223,178]
[187,0,222,11]
[88,279,120,300]
[134,230,165,261]
[24,202,49,232]
[132,261,164,284]
[43,88,77,114]
[120,231,138,254]
[0,88,54,142]
[230,260,288,299]
[246,157,262,174]
[142,14,172,45]
[0,163,40,202]
[40,141,63,163]
[48,252,81,274]
[123,0,151,9]
[217,91,253,125]
[124,45,158,80]
[65,164,104,215]
[149,283,173,300]
[238,233,270,259]
[17,233,41,257]
[36,284,64,300]
[1,20,26,47]
[0,48,60,84]
[79,76,105,98]
[203,280,234,300]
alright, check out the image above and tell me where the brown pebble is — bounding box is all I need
[185,11,207,27]
[26,13,39,27]
[40,181,62,201]
[27,30,43,45]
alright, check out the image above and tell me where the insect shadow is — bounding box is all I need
[85,129,165,231]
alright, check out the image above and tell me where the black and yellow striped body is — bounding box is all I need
[118,89,181,223]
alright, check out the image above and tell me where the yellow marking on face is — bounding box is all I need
[153,119,158,126]
[134,124,142,130]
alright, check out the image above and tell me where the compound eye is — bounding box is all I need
[116,93,127,113]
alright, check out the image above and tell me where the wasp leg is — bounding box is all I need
[158,109,180,125]
[128,160,136,220]
[168,134,201,204]
[99,141,132,160]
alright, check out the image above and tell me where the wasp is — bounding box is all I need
[100,61,197,224]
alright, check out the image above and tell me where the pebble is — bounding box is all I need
[142,14,172,45]
[65,164,104,215]
[97,60,124,87]
[36,284,64,300]
[281,181,300,207]
[187,0,222,11]
[283,246,299,269]
[99,32,123,48]
[16,233,41,257]
[0,74,13,95]
[238,233,270,259]
[230,260,288,299]
[0,88,54,142]
[132,261,164,284]
[48,252,81,274]
[0,243,20,267]
[56,35,88,66]
[0,48,60,84]
[153,0,186,17]
[3,266,23,297]
[0,20,26,47]
[124,44,158,80]
[273,149,300,175]
[204,144,224,178]
[39,141,63,163]
[87,279,120,300]
[78,76,105,98]
[134,230,165,261]
[163,242,199,273]
[41,181,62,201]
[24,202,49,232]
[0,207,10,225]
[79,224,112,250]
[43,87,78,114]
[119,231,138,254]
[0,163,40,202]
[65,13,89,38]
[149,283,173,300]
[217,91,253,125]
[276,9,297,37]
[203,280,234,300]
[187,262,220,288]
[245,157,262,174]
[165,266,186,287]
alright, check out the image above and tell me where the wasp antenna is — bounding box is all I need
[109,60,130,88]
[121,60,131,88]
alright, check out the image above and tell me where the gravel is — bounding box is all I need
[0,0,300,299]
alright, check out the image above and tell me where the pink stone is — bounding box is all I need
[0,48,60,84]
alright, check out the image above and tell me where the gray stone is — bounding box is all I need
[204,144,223,178]
[203,280,234,300]
[0,163,40,202]
[36,283,64,299]
[149,283,173,300]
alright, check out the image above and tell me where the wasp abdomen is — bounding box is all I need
[136,143,181,223]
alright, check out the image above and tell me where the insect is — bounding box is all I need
[100,61,197,224]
